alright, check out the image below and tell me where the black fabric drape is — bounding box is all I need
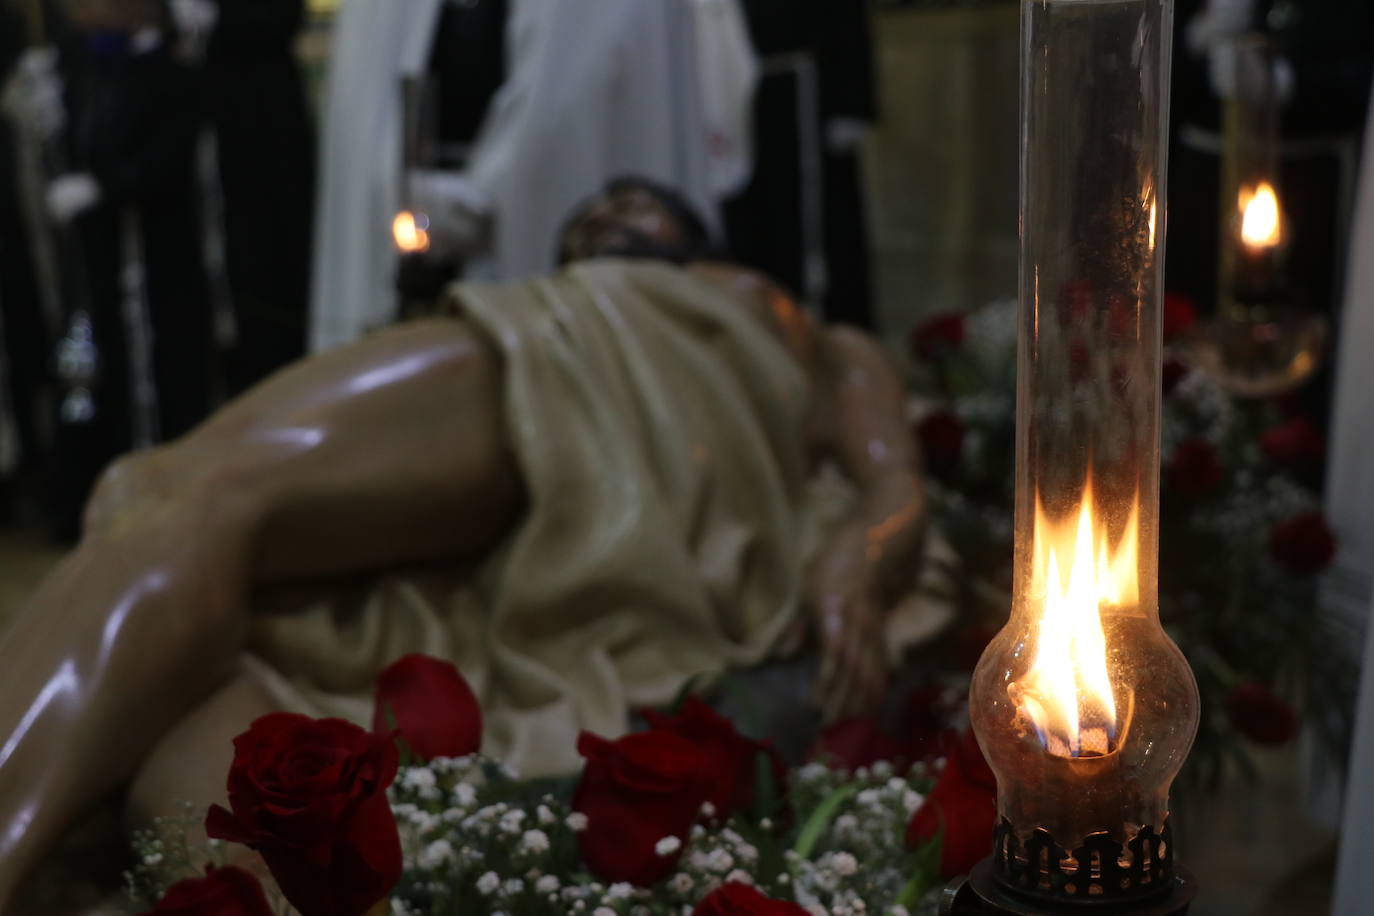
[724,0,879,328]
[207,0,314,394]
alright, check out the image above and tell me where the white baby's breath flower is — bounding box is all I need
[670,873,694,895]
[830,852,859,877]
[452,782,477,807]
[142,852,163,866]
[607,883,634,900]
[725,869,754,886]
[536,875,561,894]
[655,836,682,856]
[476,872,500,895]
[706,849,734,873]
[537,804,557,825]
[522,828,551,853]
[504,878,525,896]
[566,812,590,832]
[700,801,717,819]
[500,809,527,834]
[418,838,456,868]
[855,789,880,808]
[402,767,437,792]
[890,907,911,916]
[736,842,759,864]
[903,789,923,814]
[593,908,616,916]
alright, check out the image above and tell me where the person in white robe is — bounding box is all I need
[308,0,753,352]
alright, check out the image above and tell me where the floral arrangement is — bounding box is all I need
[125,654,997,916]
[906,295,1356,786]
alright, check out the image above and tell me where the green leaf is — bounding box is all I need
[669,673,710,713]
[896,831,944,909]
[751,748,778,822]
[792,784,857,861]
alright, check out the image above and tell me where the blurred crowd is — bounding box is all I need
[0,0,313,538]
[0,0,879,541]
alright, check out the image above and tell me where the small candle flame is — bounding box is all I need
[1239,182,1281,250]
[393,210,431,254]
[1012,482,1136,758]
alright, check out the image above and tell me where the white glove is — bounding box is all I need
[1,46,65,141]
[170,0,219,40]
[408,170,492,256]
[1205,37,1296,104]
[46,173,102,223]
[1185,0,1255,55]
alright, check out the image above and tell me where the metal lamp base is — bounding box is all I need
[941,858,1197,916]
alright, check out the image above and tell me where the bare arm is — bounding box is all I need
[807,326,928,722]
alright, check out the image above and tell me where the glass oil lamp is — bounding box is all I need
[946,0,1200,912]
[1191,33,1326,397]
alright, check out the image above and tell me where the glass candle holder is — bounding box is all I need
[1191,33,1326,398]
[968,0,1199,904]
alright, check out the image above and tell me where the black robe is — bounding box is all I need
[53,35,212,536]
[205,0,315,394]
[724,0,879,328]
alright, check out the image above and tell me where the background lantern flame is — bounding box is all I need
[393,210,431,254]
[1239,181,1281,249]
[1013,483,1137,759]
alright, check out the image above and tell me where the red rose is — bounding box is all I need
[1068,340,1092,383]
[812,689,960,772]
[1162,358,1190,397]
[205,714,401,916]
[372,653,482,760]
[1260,416,1325,465]
[694,882,810,916]
[916,410,965,471]
[907,727,997,879]
[900,686,964,764]
[1106,293,1135,340]
[1269,511,1337,574]
[573,730,708,886]
[1226,681,1300,746]
[137,866,273,916]
[910,313,965,361]
[1167,438,1223,498]
[1057,279,1093,325]
[812,715,905,772]
[1163,293,1198,340]
[641,696,785,821]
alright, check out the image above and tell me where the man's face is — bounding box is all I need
[560,187,686,264]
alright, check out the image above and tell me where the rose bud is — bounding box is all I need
[372,653,482,760]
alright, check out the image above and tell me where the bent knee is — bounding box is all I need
[83,443,259,542]
[83,450,166,536]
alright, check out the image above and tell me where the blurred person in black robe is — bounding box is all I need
[46,0,212,538]
[724,0,878,329]
[196,0,314,395]
[0,6,48,519]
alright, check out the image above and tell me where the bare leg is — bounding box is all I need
[0,318,523,907]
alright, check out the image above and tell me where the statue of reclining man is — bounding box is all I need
[0,178,933,904]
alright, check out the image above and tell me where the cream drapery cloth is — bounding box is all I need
[248,261,813,776]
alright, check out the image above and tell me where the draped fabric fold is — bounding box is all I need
[246,260,811,776]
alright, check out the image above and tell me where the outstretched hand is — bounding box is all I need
[807,526,888,724]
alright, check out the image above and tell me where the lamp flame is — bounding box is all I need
[1239,182,1281,250]
[1013,482,1136,758]
[393,210,431,254]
